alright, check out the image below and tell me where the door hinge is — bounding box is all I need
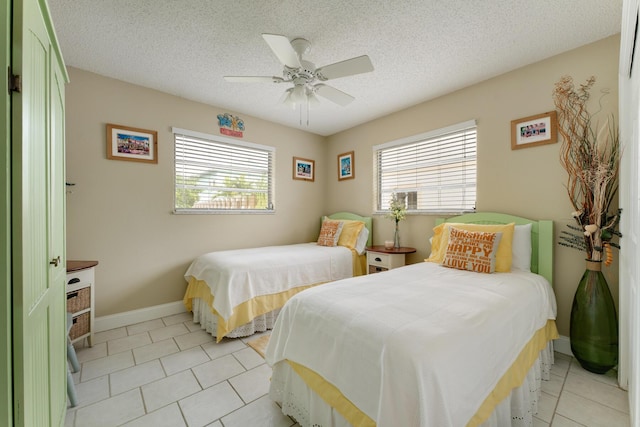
[8,67,22,93]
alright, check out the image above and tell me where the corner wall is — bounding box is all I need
[65,68,326,316]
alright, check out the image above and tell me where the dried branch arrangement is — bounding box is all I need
[553,75,621,264]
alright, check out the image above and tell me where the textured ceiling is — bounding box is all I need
[47,0,623,136]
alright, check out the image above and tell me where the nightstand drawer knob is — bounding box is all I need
[375,257,382,262]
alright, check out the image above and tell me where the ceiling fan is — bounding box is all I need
[224,34,374,109]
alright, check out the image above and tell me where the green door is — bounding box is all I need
[1,0,13,424]
[11,0,68,425]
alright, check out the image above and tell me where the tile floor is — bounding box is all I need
[65,312,630,427]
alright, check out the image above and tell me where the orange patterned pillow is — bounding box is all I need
[317,220,344,247]
[441,227,503,274]
[426,222,515,272]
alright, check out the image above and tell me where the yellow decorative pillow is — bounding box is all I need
[441,227,503,273]
[426,222,515,272]
[317,220,344,247]
[337,220,365,249]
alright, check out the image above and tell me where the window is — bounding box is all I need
[374,120,477,214]
[173,127,274,213]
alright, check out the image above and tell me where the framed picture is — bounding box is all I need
[106,123,158,163]
[293,156,315,181]
[337,151,355,181]
[510,111,558,150]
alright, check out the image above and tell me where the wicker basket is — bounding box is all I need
[368,265,388,274]
[66,287,91,313]
[69,312,90,340]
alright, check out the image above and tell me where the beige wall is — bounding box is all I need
[324,35,621,336]
[66,34,620,336]
[65,68,326,316]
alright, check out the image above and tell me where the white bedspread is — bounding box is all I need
[184,243,354,321]
[266,262,557,427]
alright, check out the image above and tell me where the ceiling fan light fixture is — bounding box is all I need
[306,88,321,108]
[290,84,306,103]
[282,88,297,109]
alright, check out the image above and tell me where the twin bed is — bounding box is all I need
[265,212,558,427]
[182,211,558,426]
[182,212,372,341]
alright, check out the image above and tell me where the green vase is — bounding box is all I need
[569,260,619,374]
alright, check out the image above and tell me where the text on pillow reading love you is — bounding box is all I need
[443,228,500,273]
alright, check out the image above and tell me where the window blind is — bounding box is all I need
[173,127,274,213]
[374,120,477,213]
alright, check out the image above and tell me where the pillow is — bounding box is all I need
[511,223,532,271]
[337,220,365,249]
[442,227,503,273]
[323,217,367,252]
[355,227,369,255]
[426,222,515,272]
[317,220,344,247]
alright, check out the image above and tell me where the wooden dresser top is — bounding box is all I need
[66,260,99,272]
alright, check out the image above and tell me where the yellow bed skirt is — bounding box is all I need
[183,250,366,342]
[183,279,319,342]
[285,319,559,427]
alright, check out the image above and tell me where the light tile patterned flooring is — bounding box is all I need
[65,312,631,427]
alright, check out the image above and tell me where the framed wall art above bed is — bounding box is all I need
[293,156,315,181]
[510,111,558,150]
[337,151,355,180]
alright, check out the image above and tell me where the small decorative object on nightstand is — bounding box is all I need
[366,246,416,274]
[66,260,98,347]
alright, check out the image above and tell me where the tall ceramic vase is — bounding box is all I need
[569,259,618,374]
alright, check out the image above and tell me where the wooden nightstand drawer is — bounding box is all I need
[365,246,416,274]
[66,268,93,290]
[367,252,391,267]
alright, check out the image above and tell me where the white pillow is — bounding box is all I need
[511,223,532,271]
[355,227,369,255]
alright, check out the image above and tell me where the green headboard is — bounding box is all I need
[323,212,373,247]
[435,212,553,286]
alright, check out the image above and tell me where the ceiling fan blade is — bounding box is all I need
[262,33,301,69]
[316,55,374,81]
[314,84,354,106]
[224,76,284,83]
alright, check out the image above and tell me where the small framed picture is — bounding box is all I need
[106,123,158,163]
[510,111,558,150]
[337,151,355,181]
[293,157,315,181]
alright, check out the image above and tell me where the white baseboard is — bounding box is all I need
[95,300,187,332]
[95,302,575,359]
[554,335,573,357]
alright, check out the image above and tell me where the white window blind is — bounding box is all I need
[374,120,477,214]
[173,127,274,213]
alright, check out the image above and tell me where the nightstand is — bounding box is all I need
[66,260,98,347]
[366,246,417,274]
